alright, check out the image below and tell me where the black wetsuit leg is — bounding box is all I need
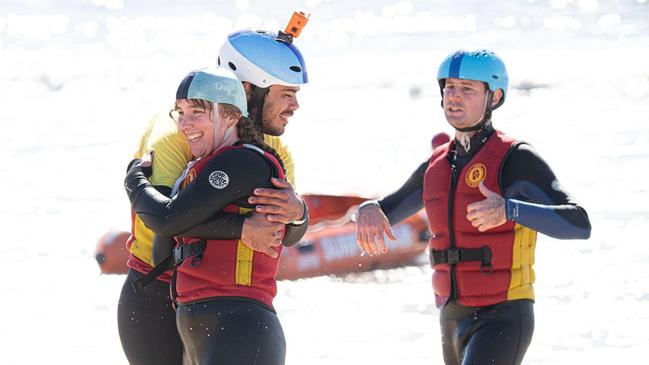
[117,269,183,365]
[440,299,534,365]
[176,298,286,365]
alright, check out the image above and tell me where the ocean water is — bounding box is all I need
[1,0,648,363]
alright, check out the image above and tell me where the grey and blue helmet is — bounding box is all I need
[176,67,248,117]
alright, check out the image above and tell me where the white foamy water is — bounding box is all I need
[1,1,648,363]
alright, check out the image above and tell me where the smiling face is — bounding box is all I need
[174,99,215,158]
[261,85,300,136]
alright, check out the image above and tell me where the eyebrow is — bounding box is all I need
[280,87,299,93]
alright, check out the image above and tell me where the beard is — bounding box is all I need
[261,118,284,136]
[261,100,287,136]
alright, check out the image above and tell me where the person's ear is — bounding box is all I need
[491,89,503,107]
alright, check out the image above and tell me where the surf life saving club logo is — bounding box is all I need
[465,163,486,188]
[209,170,229,189]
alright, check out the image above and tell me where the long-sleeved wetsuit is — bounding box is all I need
[124,146,308,248]
[378,127,590,239]
[376,125,590,365]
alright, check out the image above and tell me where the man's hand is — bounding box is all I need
[355,202,396,256]
[249,177,305,224]
[241,212,283,258]
[466,181,507,232]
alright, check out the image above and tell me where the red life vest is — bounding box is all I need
[174,144,285,309]
[423,131,537,307]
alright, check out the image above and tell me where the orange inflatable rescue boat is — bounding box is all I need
[95,195,429,279]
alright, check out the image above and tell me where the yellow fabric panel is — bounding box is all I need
[134,110,192,188]
[130,111,192,265]
[263,135,295,187]
[235,207,254,286]
[508,223,538,301]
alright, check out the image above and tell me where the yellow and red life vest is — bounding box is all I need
[423,131,537,307]
[174,144,285,309]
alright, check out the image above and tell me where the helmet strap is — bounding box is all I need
[454,90,493,133]
[211,103,239,151]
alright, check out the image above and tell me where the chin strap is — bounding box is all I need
[211,103,239,151]
[453,90,495,133]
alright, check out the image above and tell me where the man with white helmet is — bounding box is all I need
[355,50,591,364]
[118,26,310,365]
[218,29,309,216]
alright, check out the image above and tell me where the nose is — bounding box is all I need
[178,114,193,131]
[289,96,299,111]
[444,87,461,100]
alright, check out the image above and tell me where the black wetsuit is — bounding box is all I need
[118,268,181,365]
[377,125,591,365]
[123,144,308,365]
[118,185,264,365]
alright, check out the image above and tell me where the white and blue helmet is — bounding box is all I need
[218,30,308,88]
[176,67,248,117]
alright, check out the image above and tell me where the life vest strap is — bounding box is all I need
[130,240,207,292]
[430,246,492,273]
[172,240,207,267]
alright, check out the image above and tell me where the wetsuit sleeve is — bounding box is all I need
[177,214,245,239]
[125,148,274,236]
[282,203,309,247]
[501,144,591,239]
[378,159,428,225]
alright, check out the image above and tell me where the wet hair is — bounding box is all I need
[246,85,271,132]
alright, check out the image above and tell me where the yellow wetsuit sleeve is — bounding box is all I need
[134,111,192,187]
[263,134,295,187]
[130,111,192,265]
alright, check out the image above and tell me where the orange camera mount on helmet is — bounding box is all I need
[276,10,310,44]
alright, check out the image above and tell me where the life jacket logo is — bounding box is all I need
[180,170,196,191]
[208,170,229,189]
[465,163,486,188]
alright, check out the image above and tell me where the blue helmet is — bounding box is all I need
[176,67,248,117]
[437,50,508,108]
[218,30,308,88]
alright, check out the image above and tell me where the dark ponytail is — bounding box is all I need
[236,115,286,176]
[220,103,286,176]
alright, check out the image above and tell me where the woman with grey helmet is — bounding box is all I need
[124,67,305,365]
[118,26,310,365]
[355,50,591,364]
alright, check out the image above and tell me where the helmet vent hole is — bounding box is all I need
[217,56,221,66]
[228,62,237,71]
[289,66,301,73]
[492,75,499,79]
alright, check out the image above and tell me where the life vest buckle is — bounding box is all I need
[430,246,493,270]
[173,240,207,267]
[446,248,460,264]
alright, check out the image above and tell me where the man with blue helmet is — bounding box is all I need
[356,50,591,364]
[118,27,310,365]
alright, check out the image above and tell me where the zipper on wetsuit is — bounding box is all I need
[448,164,460,300]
